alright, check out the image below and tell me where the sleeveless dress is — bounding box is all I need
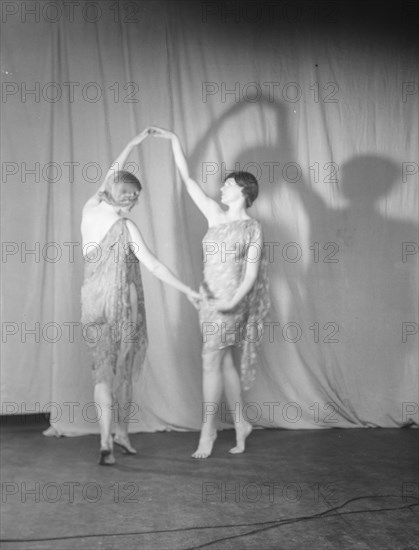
[80,218,148,399]
[199,219,270,390]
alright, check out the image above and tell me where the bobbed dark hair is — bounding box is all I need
[224,171,259,208]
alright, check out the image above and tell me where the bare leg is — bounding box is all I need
[113,376,137,454]
[222,348,252,454]
[93,382,116,465]
[192,349,225,459]
[114,282,138,455]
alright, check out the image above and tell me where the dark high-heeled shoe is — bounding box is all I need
[98,446,116,465]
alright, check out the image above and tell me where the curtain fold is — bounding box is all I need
[1,0,418,433]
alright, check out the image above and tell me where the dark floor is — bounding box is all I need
[1,418,418,550]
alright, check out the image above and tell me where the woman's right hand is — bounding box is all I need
[186,289,202,310]
[148,126,176,140]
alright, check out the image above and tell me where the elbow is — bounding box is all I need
[149,263,161,275]
[150,262,166,277]
[244,275,258,295]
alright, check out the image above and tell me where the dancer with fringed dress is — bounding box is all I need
[81,129,200,465]
[149,127,270,458]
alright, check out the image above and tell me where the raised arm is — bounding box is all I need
[83,129,149,210]
[125,220,200,303]
[149,127,223,221]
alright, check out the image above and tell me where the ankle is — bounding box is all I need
[236,419,251,429]
[101,436,113,449]
[114,433,129,440]
[200,426,217,438]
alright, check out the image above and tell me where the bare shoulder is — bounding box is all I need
[81,208,121,248]
[80,201,100,232]
[249,217,263,237]
[248,220,264,251]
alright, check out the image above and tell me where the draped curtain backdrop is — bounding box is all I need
[1,0,418,434]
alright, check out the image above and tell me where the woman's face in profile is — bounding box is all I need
[220,177,242,205]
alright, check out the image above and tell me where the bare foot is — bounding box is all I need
[113,434,137,455]
[229,421,252,454]
[42,426,61,438]
[192,431,217,459]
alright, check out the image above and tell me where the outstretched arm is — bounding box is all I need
[149,127,223,221]
[83,128,149,210]
[125,220,201,303]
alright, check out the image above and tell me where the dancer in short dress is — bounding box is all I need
[150,127,270,458]
[81,129,200,465]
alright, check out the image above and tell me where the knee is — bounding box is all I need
[115,383,132,406]
[221,348,235,370]
[202,353,222,374]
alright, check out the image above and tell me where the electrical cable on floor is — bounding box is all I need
[184,495,419,550]
[1,494,417,545]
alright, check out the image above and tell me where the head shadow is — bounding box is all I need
[187,96,418,419]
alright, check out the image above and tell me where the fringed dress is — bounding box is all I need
[81,218,148,399]
[199,219,270,390]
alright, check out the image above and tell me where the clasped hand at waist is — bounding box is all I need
[202,289,239,313]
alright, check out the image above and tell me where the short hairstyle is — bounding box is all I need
[113,170,142,192]
[224,171,259,208]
